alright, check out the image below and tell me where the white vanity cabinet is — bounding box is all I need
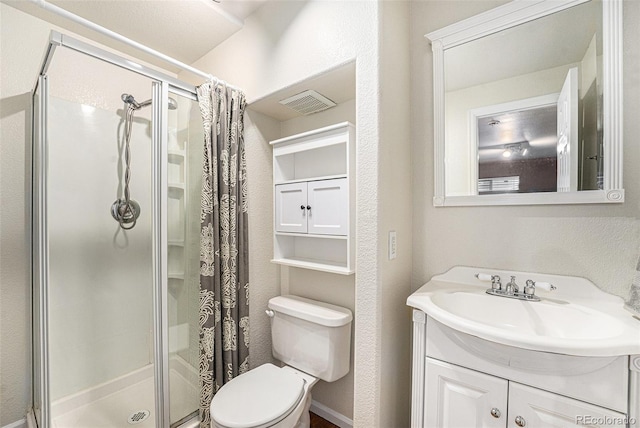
[412,311,635,428]
[425,357,627,428]
[270,122,355,274]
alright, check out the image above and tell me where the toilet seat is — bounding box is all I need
[210,364,306,428]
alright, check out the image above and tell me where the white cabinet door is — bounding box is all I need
[275,182,308,233]
[425,358,508,428]
[507,383,627,428]
[307,178,348,236]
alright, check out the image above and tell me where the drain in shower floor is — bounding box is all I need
[128,410,151,424]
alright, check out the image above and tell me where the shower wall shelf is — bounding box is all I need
[168,239,185,247]
[167,124,187,290]
[270,122,355,275]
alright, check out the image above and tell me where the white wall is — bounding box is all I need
[411,0,640,302]
[0,5,35,423]
[281,98,356,419]
[186,1,413,426]
[243,108,281,370]
[378,2,412,426]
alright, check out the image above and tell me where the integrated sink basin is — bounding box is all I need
[407,267,640,356]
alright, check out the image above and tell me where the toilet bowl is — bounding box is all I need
[209,295,352,428]
[210,364,318,428]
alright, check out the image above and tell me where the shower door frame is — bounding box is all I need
[32,31,199,428]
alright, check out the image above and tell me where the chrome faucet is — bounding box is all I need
[505,276,519,294]
[476,273,556,302]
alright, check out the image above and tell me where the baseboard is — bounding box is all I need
[310,400,353,428]
[1,418,27,428]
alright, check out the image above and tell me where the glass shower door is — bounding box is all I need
[166,90,203,426]
[33,32,203,428]
[39,44,158,427]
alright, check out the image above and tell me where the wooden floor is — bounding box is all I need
[310,412,339,428]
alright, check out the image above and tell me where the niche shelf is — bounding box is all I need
[270,122,355,275]
[167,124,187,289]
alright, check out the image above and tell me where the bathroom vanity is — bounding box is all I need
[407,267,640,428]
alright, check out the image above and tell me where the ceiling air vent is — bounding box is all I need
[279,90,337,115]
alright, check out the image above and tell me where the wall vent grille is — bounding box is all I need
[279,90,337,115]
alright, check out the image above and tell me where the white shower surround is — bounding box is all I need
[46,71,154,400]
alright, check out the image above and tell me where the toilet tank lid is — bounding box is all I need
[268,295,353,327]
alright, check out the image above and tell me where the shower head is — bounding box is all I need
[121,93,178,110]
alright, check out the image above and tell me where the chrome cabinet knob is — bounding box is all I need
[490,408,501,418]
[300,205,306,210]
[515,416,526,427]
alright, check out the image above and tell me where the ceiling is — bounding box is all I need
[445,0,601,92]
[478,105,558,163]
[249,62,356,121]
[4,0,268,73]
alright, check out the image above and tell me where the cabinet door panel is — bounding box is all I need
[508,382,627,428]
[275,183,307,233]
[425,358,508,428]
[307,178,348,235]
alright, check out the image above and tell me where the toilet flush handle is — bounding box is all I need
[265,309,275,318]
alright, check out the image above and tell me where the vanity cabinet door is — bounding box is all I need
[307,178,348,235]
[275,182,308,233]
[507,383,627,428]
[425,358,508,428]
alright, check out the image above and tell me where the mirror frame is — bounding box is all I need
[427,0,623,206]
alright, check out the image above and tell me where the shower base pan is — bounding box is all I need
[51,359,199,428]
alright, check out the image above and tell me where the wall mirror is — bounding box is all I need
[427,0,623,206]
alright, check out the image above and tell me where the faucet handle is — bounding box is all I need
[534,281,556,292]
[524,279,556,297]
[475,273,494,281]
[475,273,502,290]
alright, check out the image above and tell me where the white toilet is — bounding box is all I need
[210,295,353,428]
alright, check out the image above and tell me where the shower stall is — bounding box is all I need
[32,32,204,428]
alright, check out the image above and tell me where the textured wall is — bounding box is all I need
[243,108,281,370]
[187,1,387,425]
[0,5,37,423]
[281,99,356,419]
[410,0,640,300]
[378,3,413,426]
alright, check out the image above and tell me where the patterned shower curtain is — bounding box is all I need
[196,79,249,427]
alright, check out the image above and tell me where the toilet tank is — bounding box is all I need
[267,295,352,382]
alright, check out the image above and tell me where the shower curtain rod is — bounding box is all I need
[29,0,242,92]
